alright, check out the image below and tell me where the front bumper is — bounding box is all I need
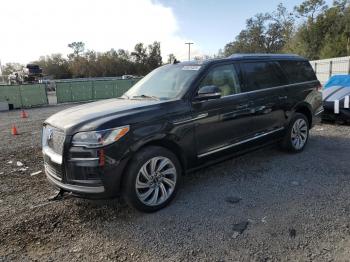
[43,143,130,199]
[322,101,350,122]
[46,171,105,194]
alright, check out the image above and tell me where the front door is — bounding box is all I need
[191,63,255,158]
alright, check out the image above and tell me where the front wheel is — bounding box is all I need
[281,113,309,153]
[122,146,181,212]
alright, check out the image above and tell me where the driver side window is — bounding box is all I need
[198,64,241,97]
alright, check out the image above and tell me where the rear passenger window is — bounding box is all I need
[278,60,317,84]
[241,62,287,92]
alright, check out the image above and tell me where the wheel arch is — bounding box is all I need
[293,103,313,127]
[135,138,187,173]
[123,135,188,178]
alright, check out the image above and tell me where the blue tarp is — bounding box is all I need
[324,75,350,89]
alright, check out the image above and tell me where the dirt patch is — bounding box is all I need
[1,105,350,261]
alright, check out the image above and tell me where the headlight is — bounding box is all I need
[72,126,130,148]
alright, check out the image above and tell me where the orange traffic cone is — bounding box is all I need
[20,110,28,118]
[11,125,19,135]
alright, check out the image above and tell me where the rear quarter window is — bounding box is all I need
[278,60,317,84]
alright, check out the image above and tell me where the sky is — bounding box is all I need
[0,0,333,65]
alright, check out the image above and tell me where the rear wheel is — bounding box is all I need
[281,113,309,153]
[123,146,181,212]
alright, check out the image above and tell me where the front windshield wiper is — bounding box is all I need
[132,94,159,100]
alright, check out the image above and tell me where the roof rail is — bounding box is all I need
[228,53,301,59]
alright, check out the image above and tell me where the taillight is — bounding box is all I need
[316,83,323,91]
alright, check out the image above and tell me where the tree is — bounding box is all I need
[268,3,295,51]
[223,1,350,60]
[4,41,164,79]
[2,63,24,76]
[131,43,147,63]
[167,53,177,63]
[287,0,350,59]
[33,54,71,79]
[68,41,85,57]
[294,0,327,22]
[147,41,162,70]
[223,4,294,56]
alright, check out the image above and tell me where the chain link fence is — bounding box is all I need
[310,56,350,84]
[0,78,140,109]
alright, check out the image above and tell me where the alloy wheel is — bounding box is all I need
[135,156,177,206]
[291,118,308,150]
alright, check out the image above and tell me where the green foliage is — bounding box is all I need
[167,53,177,63]
[224,0,350,60]
[34,54,71,79]
[287,0,350,59]
[68,42,85,58]
[30,41,163,79]
[224,4,295,56]
[2,63,24,75]
[294,0,327,22]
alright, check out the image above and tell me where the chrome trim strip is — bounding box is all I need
[69,158,99,162]
[44,164,62,181]
[198,127,285,158]
[208,80,319,100]
[43,146,63,164]
[173,113,208,125]
[46,174,105,194]
[314,108,324,116]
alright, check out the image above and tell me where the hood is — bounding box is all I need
[323,86,350,102]
[45,98,160,133]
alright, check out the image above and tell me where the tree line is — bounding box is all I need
[222,0,350,60]
[1,0,349,79]
[2,41,172,79]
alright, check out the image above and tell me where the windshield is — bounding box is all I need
[124,64,201,100]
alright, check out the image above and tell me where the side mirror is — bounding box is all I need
[194,85,221,101]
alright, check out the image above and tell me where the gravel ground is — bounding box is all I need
[0,104,350,261]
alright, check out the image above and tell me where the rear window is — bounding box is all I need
[278,60,317,84]
[241,62,287,92]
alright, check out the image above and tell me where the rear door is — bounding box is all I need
[239,61,288,135]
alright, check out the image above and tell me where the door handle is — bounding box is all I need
[236,104,249,109]
[278,96,288,100]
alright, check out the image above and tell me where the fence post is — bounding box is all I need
[329,61,333,78]
[314,62,317,74]
[70,82,73,102]
[348,58,350,74]
[18,85,23,108]
[91,80,95,100]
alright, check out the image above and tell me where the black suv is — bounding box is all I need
[43,54,323,212]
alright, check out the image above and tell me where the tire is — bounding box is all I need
[281,113,309,153]
[122,146,182,212]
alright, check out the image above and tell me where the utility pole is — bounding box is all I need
[185,42,194,61]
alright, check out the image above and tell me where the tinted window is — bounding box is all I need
[278,60,317,84]
[241,62,287,92]
[198,64,241,97]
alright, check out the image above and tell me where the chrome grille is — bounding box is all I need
[43,125,65,155]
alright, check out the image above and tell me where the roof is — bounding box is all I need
[177,53,306,67]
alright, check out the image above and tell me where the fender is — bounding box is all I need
[287,101,313,127]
